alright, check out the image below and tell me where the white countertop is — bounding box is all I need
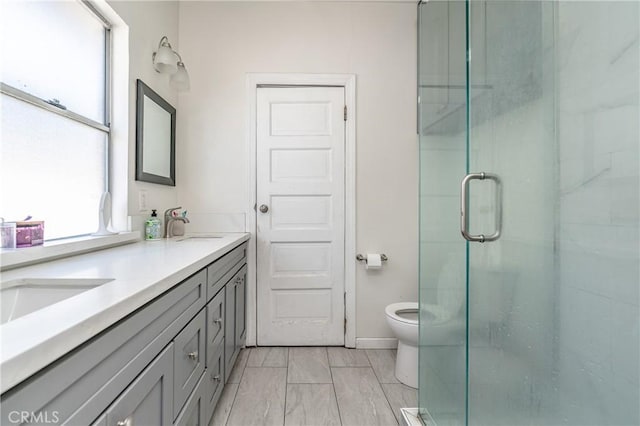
[0,233,250,394]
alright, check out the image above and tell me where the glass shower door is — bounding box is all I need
[465,1,639,425]
[465,1,558,424]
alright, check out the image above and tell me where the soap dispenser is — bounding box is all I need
[145,209,162,240]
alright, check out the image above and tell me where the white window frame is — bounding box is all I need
[0,0,111,237]
[0,0,135,271]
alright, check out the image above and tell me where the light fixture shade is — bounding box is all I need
[154,44,178,74]
[170,62,190,91]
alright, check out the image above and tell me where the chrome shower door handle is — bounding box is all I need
[460,172,502,243]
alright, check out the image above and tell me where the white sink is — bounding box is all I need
[0,278,114,324]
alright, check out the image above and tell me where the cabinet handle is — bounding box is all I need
[211,374,221,382]
[188,351,198,360]
[214,318,223,324]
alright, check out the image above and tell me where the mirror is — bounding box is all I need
[136,79,176,186]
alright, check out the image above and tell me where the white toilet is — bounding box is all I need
[385,253,466,389]
[385,302,419,388]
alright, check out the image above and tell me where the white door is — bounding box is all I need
[256,86,345,346]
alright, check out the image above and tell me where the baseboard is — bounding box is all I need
[355,337,398,349]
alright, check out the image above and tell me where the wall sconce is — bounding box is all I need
[152,36,190,91]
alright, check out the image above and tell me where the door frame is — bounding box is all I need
[245,73,357,348]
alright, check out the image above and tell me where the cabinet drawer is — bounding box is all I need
[105,343,174,426]
[174,371,207,426]
[173,310,206,420]
[207,242,247,300]
[206,288,225,367]
[205,345,225,424]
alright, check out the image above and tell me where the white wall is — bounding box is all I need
[177,1,418,341]
[107,0,180,228]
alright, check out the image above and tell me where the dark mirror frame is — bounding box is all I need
[135,79,176,186]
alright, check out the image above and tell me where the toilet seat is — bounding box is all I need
[385,302,459,326]
[385,302,419,325]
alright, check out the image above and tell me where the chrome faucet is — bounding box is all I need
[164,207,190,238]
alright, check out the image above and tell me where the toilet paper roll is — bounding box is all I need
[366,253,382,270]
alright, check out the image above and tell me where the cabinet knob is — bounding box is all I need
[116,420,130,426]
[212,374,221,382]
[259,204,269,213]
[214,318,223,324]
[188,351,198,360]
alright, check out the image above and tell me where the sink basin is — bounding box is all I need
[0,278,114,324]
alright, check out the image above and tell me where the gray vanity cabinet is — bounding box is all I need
[1,269,207,426]
[0,241,248,426]
[105,343,174,426]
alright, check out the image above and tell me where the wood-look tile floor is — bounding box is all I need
[210,347,417,426]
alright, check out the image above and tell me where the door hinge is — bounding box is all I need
[344,105,347,121]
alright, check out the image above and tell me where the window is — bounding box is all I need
[0,0,111,240]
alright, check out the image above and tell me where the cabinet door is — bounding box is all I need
[224,281,236,383]
[224,265,248,382]
[235,267,247,351]
[174,372,207,426]
[173,310,206,420]
[206,288,225,368]
[205,346,225,424]
[105,343,173,426]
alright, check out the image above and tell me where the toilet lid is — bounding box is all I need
[385,302,419,325]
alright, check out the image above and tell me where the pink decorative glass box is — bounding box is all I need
[16,221,44,247]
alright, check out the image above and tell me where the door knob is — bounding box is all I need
[259,204,269,213]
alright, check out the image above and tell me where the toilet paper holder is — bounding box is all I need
[356,254,388,262]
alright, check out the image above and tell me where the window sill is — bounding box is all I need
[0,232,141,271]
